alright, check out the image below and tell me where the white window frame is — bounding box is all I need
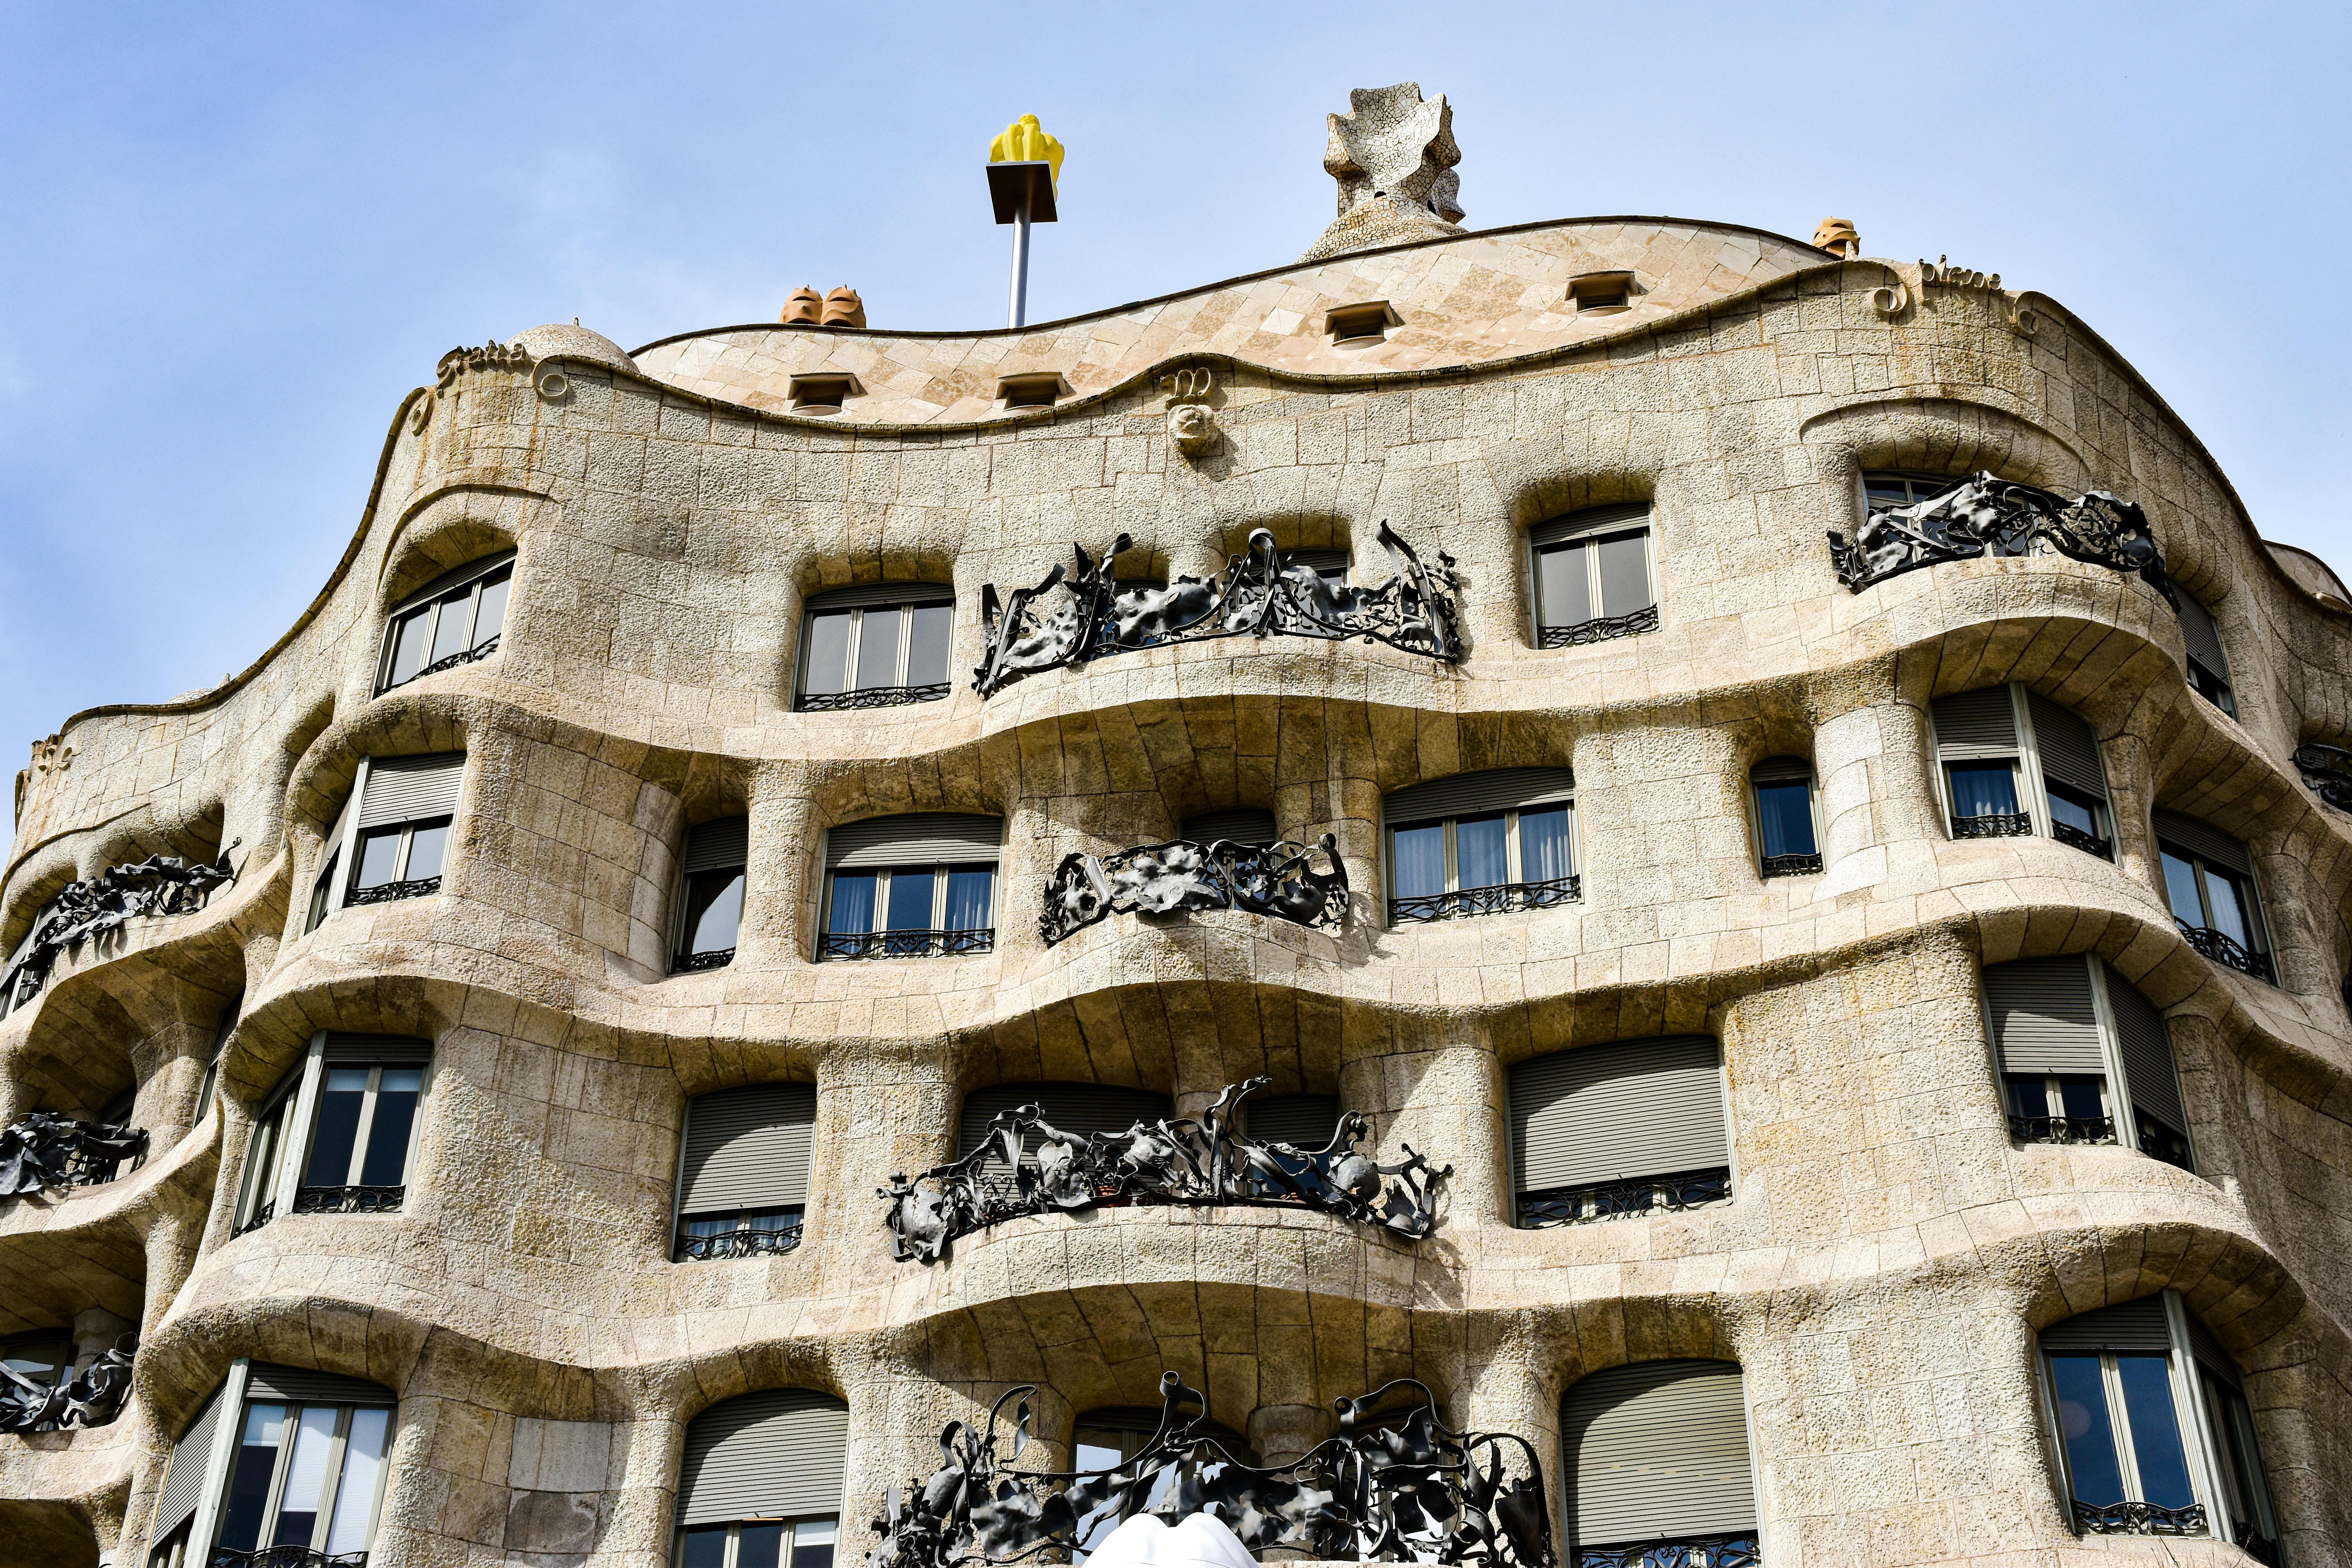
[1976,955,2195,1168]
[1529,522,1657,639]
[672,1515,839,1568]
[819,864,996,942]
[1383,805,1581,905]
[1746,762,1823,876]
[171,1359,397,1566]
[348,816,452,896]
[375,554,513,694]
[794,595,955,702]
[1927,685,2114,850]
[230,1034,430,1233]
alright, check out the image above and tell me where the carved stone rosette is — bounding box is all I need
[0,1111,149,1196]
[1825,472,2171,600]
[866,1368,1552,1568]
[0,1339,136,1434]
[973,524,1462,697]
[0,845,237,1010]
[1040,834,1348,946]
[878,1078,1449,1265]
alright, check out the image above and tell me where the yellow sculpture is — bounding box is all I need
[989,114,1065,189]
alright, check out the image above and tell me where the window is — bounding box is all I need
[820,814,1000,960]
[306,753,466,930]
[376,550,512,694]
[149,1362,396,1568]
[1567,270,1636,314]
[675,818,749,973]
[1180,808,1278,847]
[1383,769,1576,925]
[1530,504,1656,646]
[996,372,1070,408]
[195,992,240,1125]
[1284,548,1350,587]
[2,1331,70,1391]
[676,1083,814,1260]
[2174,593,2236,715]
[1509,1038,1732,1227]
[1749,757,1821,877]
[786,372,862,413]
[1984,956,2194,1170]
[2040,1293,2279,1560]
[1562,1361,1758,1567]
[795,585,955,711]
[1931,686,2114,858]
[1862,470,1967,514]
[2154,811,2273,983]
[1324,300,1400,344]
[675,1390,847,1568]
[232,1033,431,1234]
[1071,1408,1256,1556]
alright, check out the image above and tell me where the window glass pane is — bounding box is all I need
[855,607,904,690]
[1534,541,1591,628]
[739,1523,786,1568]
[242,1110,282,1217]
[682,870,746,955]
[2057,1077,2107,1123]
[309,850,339,931]
[802,610,853,697]
[1755,780,1816,858]
[792,1518,838,1568]
[1456,814,1507,889]
[354,827,403,889]
[680,1526,731,1568]
[1864,477,1917,507]
[2115,1354,2196,1508]
[428,588,475,667]
[886,866,938,931]
[1595,530,1651,617]
[2203,867,2252,948]
[1946,762,2020,818]
[907,604,953,688]
[944,867,995,931]
[2159,851,2206,924]
[825,872,876,935]
[2216,1383,2270,1532]
[324,1406,390,1553]
[2004,1075,2050,1121]
[2046,782,2101,838]
[305,1070,371,1187]
[2196,1373,2249,1522]
[403,820,450,883]
[1392,823,1445,899]
[385,609,432,688]
[1519,806,1573,883]
[472,569,511,648]
[0,1339,65,1382]
[360,1070,422,1187]
[218,1403,289,1551]
[273,1404,341,1546]
[2049,1356,2125,1506]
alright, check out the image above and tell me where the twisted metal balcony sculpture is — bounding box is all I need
[2293,742,2352,810]
[2074,1499,2206,1537]
[0,1111,148,1196]
[0,842,238,1009]
[1575,1534,1759,1568]
[0,1337,135,1434]
[866,1369,1553,1568]
[973,524,1462,697]
[1826,473,2171,599]
[1041,834,1348,946]
[879,1077,1449,1264]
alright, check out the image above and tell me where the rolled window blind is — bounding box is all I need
[1242,1093,1342,1150]
[2153,810,2252,877]
[1385,768,1575,826]
[1984,958,2105,1074]
[2176,594,2230,679]
[684,818,751,875]
[805,581,953,611]
[323,1033,432,1066]
[2104,973,2188,1140]
[680,1083,817,1213]
[245,1364,396,1404]
[154,1384,227,1544]
[2027,696,2109,800]
[358,753,465,828]
[826,814,1003,869]
[1181,809,1279,847]
[1284,549,1351,575]
[1931,688,2019,760]
[1509,1037,1728,1194]
[1563,1360,1757,1548]
[957,1083,1174,1165]
[1530,502,1651,548]
[678,1388,849,1526]
[1748,756,1812,785]
[390,549,516,615]
[2040,1296,2171,1352]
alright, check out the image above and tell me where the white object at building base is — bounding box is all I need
[1086,1511,1259,1568]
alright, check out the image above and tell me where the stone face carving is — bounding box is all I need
[1041,835,1348,946]
[1826,473,2170,600]
[0,1111,148,1196]
[878,1078,1450,1264]
[1301,84,1465,263]
[0,1338,136,1434]
[1,844,238,1011]
[973,526,1461,696]
[865,1368,1552,1568]
[1163,367,1217,456]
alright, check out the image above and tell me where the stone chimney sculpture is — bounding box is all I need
[1299,83,1466,263]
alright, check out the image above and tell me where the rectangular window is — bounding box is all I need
[675,818,749,974]
[1532,520,1655,646]
[795,591,954,711]
[2157,826,2274,984]
[821,864,997,960]
[235,1083,298,1234]
[1385,804,1579,925]
[377,555,514,693]
[294,1065,422,1211]
[677,1518,837,1568]
[215,1397,393,1559]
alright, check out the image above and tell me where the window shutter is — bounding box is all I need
[683,818,751,875]
[1931,688,2019,760]
[1983,958,2105,1074]
[322,1033,432,1066]
[2026,696,2109,801]
[826,814,1003,869]
[1242,1093,1341,1149]
[956,1083,1175,1163]
[2105,973,2189,1141]
[2184,1314,2239,1383]
[1530,502,1651,548]
[1509,1037,1728,1193]
[1563,1360,1757,1548]
[244,1365,397,1404]
[2152,810,2253,877]
[357,753,465,828]
[154,1384,227,1544]
[1385,768,1575,826]
[2176,594,2230,679]
[805,581,953,611]
[680,1083,817,1213]
[1181,809,1279,847]
[1748,756,1812,786]
[1284,549,1351,575]
[2039,1297,2171,1352]
[677,1389,849,1526]
[390,549,516,615]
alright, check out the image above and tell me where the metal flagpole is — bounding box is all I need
[1007,189,1030,328]
[985,114,1062,333]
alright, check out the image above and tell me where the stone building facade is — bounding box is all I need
[2,84,2348,1568]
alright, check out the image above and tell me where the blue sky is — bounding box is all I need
[2,2,2346,757]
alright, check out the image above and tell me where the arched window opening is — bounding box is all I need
[1748,756,1820,877]
[1562,1360,1757,1568]
[675,1083,815,1261]
[676,818,749,974]
[796,584,954,711]
[307,753,466,930]
[1509,1038,1731,1227]
[675,1390,848,1568]
[232,1033,431,1234]
[1530,504,1656,647]
[377,549,513,694]
[1383,769,1576,926]
[820,815,1001,960]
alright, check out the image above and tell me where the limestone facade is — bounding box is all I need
[2,192,2349,1568]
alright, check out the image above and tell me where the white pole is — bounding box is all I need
[1007,188,1031,329]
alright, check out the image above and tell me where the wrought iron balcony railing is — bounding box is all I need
[381,633,501,694]
[1760,852,1822,878]
[2050,821,2114,859]
[2009,1114,2117,1146]
[233,1200,275,1237]
[1575,1532,1761,1568]
[1041,835,1347,946]
[1538,603,1659,648]
[345,875,442,906]
[210,1547,368,1568]
[2074,1499,2206,1537]
[1951,812,2032,839]
[2136,1115,2196,1172]
[673,947,735,974]
[1390,874,1580,926]
[292,1184,405,1215]
[0,845,238,1010]
[676,1218,805,1260]
[795,682,950,712]
[820,927,995,961]
[1517,1167,1732,1229]
[2176,921,2274,982]
[0,1112,147,1198]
